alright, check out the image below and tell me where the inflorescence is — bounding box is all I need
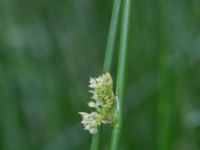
[79,73,116,134]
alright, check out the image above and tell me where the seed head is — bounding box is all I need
[79,73,116,134]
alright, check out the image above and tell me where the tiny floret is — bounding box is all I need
[79,73,116,134]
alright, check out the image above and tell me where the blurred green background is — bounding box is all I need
[0,0,200,150]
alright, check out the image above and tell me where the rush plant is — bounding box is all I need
[79,0,131,149]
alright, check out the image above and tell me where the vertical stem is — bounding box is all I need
[90,0,121,149]
[103,0,122,72]
[110,0,131,149]
[90,134,100,150]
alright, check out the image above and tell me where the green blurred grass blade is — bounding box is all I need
[110,0,131,149]
[156,1,175,150]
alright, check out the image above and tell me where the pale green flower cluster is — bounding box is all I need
[79,73,116,134]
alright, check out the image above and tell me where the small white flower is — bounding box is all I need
[79,112,103,134]
[88,101,99,108]
[89,78,97,88]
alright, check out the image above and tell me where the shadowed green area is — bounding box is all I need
[0,0,200,150]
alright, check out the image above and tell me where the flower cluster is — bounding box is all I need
[79,73,116,134]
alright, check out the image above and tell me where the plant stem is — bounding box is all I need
[90,133,100,150]
[90,0,121,149]
[103,0,122,72]
[110,0,131,149]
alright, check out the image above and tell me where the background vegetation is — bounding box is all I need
[0,0,200,150]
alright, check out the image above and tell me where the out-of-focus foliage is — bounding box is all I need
[0,0,200,150]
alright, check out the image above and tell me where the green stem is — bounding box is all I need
[103,0,122,72]
[110,0,131,149]
[90,133,100,150]
[90,0,121,149]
